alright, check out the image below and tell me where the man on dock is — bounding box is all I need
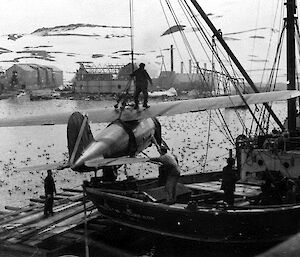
[221,157,238,206]
[44,169,57,217]
[130,63,152,109]
[150,146,181,204]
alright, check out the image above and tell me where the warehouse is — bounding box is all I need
[6,63,63,90]
[73,63,134,94]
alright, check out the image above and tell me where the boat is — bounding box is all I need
[84,0,300,244]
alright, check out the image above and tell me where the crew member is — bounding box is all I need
[44,169,57,217]
[102,166,118,182]
[221,157,237,206]
[150,146,180,203]
[130,63,152,109]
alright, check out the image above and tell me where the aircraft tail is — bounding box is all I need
[67,112,94,165]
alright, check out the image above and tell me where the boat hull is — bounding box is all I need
[85,174,300,243]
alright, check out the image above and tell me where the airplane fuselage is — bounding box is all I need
[71,118,158,171]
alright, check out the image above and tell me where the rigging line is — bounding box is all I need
[182,0,242,93]
[182,2,242,88]
[183,0,241,96]
[295,22,300,92]
[166,0,204,82]
[202,109,212,172]
[191,0,284,131]
[183,2,240,86]
[183,10,257,133]
[181,0,242,93]
[264,53,283,131]
[249,0,261,78]
[214,109,236,145]
[182,1,265,133]
[177,0,214,82]
[159,0,188,74]
[252,23,286,134]
[261,24,285,131]
[180,0,239,96]
[202,108,235,145]
[178,0,215,65]
[259,0,282,86]
[177,0,216,88]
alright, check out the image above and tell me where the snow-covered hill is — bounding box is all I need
[0,23,165,82]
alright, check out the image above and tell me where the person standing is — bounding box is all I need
[150,146,180,203]
[221,157,237,206]
[44,169,57,217]
[130,63,152,109]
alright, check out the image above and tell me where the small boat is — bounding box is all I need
[84,0,300,245]
[84,172,300,243]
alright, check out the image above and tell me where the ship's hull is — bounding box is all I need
[84,173,300,243]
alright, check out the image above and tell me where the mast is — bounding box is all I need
[170,44,174,72]
[286,0,297,132]
[129,0,134,72]
[190,0,284,131]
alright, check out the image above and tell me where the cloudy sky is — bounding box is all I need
[0,0,290,83]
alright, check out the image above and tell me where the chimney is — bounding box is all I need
[189,59,192,74]
[204,63,207,70]
[181,61,184,73]
[170,45,174,72]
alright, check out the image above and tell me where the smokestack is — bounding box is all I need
[170,45,174,72]
[181,61,184,73]
[189,59,192,74]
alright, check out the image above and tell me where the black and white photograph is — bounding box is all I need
[0,0,299,256]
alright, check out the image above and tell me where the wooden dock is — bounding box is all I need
[0,186,123,257]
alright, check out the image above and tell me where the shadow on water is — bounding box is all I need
[52,225,276,257]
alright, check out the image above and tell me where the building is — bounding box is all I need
[73,63,136,94]
[5,63,63,90]
[154,70,213,94]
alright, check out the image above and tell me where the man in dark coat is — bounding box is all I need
[130,63,152,109]
[44,169,57,217]
[221,157,237,206]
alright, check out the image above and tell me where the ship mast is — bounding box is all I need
[286,0,297,132]
[129,0,134,72]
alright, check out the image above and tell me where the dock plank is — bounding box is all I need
[0,201,83,236]
[25,210,99,246]
[4,202,95,243]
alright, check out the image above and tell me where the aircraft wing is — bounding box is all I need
[114,90,300,121]
[0,90,299,127]
[85,157,150,168]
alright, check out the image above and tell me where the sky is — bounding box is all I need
[0,0,291,83]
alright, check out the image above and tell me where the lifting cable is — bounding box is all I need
[202,110,212,172]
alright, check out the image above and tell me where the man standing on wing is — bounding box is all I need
[130,63,152,109]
